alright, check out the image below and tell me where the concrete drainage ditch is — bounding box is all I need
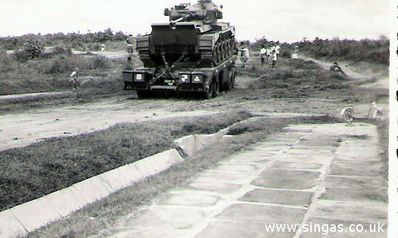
[0,116,268,238]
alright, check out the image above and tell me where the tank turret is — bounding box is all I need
[164,0,223,25]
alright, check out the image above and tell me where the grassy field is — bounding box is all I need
[0,111,251,212]
[28,115,340,238]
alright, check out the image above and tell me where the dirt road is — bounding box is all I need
[299,55,388,90]
[0,56,388,153]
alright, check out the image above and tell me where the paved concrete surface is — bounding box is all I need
[98,122,387,238]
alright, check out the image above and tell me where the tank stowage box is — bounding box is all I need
[123,0,237,99]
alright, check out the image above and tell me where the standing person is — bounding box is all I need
[271,50,278,69]
[125,34,134,62]
[260,45,267,66]
[70,67,80,90]
[275,43,281,56]
[266,46,271,62]
[238,42,250,68]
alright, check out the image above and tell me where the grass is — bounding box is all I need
[0,50,137,96]
[234,58,351,100]
[0,111,251,212]
[27,115,337,238]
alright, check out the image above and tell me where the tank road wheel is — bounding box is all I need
[223,41,229,58]
[216,43,222,62]
[212,48,218,65]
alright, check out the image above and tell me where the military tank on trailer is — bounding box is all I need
[123,0,237,98]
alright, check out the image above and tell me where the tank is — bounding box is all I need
[124,0,237,99]
[136,0,236,69]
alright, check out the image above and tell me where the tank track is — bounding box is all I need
[199,30,235,67]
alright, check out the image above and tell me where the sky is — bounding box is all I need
[0,0,389,42]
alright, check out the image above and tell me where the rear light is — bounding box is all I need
[134,73,144,82]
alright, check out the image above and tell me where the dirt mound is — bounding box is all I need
[246,59,350,98]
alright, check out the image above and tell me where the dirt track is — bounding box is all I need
[0,55,388,152]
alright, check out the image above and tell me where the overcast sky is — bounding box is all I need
[0,0,389,42]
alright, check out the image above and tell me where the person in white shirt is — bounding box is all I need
[275,43,281,56]
[238,42,250,68]
[260,45,267,65]
[271,50,278,69]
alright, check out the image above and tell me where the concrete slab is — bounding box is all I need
[270,161,324,171]
[111,227,188,238]
[216,203,307,224]
[252,176,318,190]
[259,169,321,181]
[192,171,253,184]
[44,187,87,217]
[329,161,385,177]
[11,197,62,232]
[324,176,387,189]
[196,221,294,238]
[311,200,387,224]
[218,158,271,166]
[319,187,387,203]
[127,206,208,229]
[158,193,220,207]
[0,210,27,238]
[188,181,242,194]
[276,154,333,165]
[240,189,313,207]
[209,164,260,174]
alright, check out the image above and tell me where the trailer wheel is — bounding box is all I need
[211,79,219,98]
[203,81,214,99]
[230,70,236,89]
[224,69,235,91]
[203,79,218,99]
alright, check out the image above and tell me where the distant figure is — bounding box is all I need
[125,35,134,54]
[275,43,281,56]
[340,107,354,126]
[101,44,106,52]
[70,67,80,90]
[266,47,272,61]
[330,62,347,75]
[260,45,267,65]
[292,45,299,59]
[125,34,134,63]
[271,50,278,69]
[369,101,384,121]
[238,42,250,68]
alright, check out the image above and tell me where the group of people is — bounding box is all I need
[260,43,280,68]
[238,42,281,69]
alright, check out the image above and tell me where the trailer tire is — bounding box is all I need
[203,79,218,99]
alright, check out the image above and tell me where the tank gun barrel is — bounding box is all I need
[170,13,192,25]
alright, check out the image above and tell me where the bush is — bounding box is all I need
[41,55,111,74]
[14,41,44,62]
